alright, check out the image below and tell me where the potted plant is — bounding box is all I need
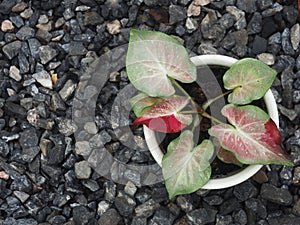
[126,29,294,199]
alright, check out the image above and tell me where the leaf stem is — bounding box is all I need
[202,90,232,111]
[201,111,224,125]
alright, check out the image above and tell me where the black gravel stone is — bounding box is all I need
[169,5,187,25]
[233,181,258,202]
[260,183,293,205]
[149,207,176,225]
[16,26,35,41]
[268,216,300,225]
[282,6,298,25]
[73,206,95,225]
[98,208,122,225]
[114,195,136,217]
[236,0,257,13]
[247,12,262,35]
[2,40,22,60]
[186,208,217,225]
[0,0,16,14]
[282,28,295,55]
[252,35,267,54]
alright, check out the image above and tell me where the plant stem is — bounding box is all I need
[201,111,224,125]
[171,78,226,125]
[171,78,192,100]
[202,90,232,111]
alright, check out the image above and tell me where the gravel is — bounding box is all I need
[0,0,299,224]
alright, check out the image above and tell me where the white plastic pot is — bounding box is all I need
[143,55,279,190]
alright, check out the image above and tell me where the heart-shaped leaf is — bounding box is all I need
[126,29,196,97]
[129,93,161,117]
[223,58,277,105]
[162,130,214,199]
[133,96,192,133]
[209,104,294,166]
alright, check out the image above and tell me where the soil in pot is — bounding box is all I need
[155,65,267,177]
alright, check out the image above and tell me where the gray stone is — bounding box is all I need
[63,8,75,20]
[20,8,33,19]
[226,6,244,21]
[186,17,198,32]
[9,65,21,81]
[28,38,41,59]
[38,45,58,64]
[2,40,21,59]
[282,28,295,55]
[257,53,275,65]
[252,35,267,54]
[13,191,30,203]
[219,13,235,29]
[75,5,91,11]
[216,215,233,225]
[83,11,104,26]
[291,23,300,50]
[245,198,267,219]
[186,208,217,225]
[73,206,94,225]
[98,209,121,225]
[16,26,35,40]
[58,119,77,136]
[10,15,24,28]
[36,29,52,43]
[75,161,92,179]
[233,209,247,225]
[203,195,223,206]
[22,146,40,162]
[278,105,297,121]
[236,0,257,13]
[257,0,273,10]
[169,5,187,25]
[132,217,147,225]
[0,0,16,14]
[104,181,116,203]
[176,195,194,212]
[247,12,262,35]
[262,3,283,17]
[0,140,10,157]
[149,207,176,225]
[115,195,136,217]
[97,200,110,216]
[233,181,258,202]
[261,183,293,205]
[59,79,77,101]
[294,90,300,103]
[124,181,137,196]
[268,216,300,225]
[135,199,160,218]
[268,32,281,44]
[69,41,88,56]
[197,42,218,54]
[32,70,53,89]
[283,5,298,25]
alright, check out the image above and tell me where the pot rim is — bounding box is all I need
[143,54,279,189]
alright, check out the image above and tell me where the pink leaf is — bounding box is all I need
[134,114,188,133]
[209,104,294,166]
[133,96,192,133]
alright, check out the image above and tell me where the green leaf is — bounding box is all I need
[162,130,214,199]
[129,93,161,117]
[223,58,277,105]
[209,104,294,166]
[126,29,197,97]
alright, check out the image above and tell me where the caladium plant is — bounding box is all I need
[126,29,294,199]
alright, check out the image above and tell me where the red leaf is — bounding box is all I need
[134,114,187,133]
